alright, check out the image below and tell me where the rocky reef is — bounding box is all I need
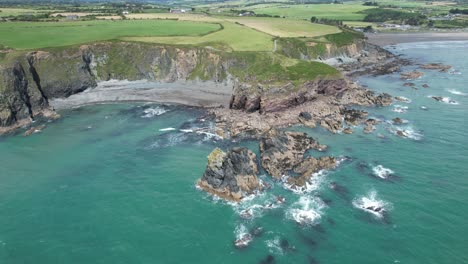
[197,147,261,202]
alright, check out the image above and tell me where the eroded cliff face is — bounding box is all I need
[0,40,374,132]
[0,42,228,128]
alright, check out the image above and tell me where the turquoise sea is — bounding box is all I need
[1,41,467,264]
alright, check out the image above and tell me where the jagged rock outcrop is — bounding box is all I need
[197,147,261,201]
[230,78,349,113]
[338,89,393,107]
[287,156,337,187]
[342,108,368,126]
[259,129,336,189]
[259,129,328,177]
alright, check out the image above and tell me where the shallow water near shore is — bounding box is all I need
[1,41,468,263]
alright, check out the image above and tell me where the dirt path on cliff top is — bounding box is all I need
[49,80,233,110]
[366,32,468,46]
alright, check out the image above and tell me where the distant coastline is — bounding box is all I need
[366,32,468,46]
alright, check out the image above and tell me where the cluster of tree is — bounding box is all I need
[363,9,427,25]
[310,16,343,26]
[449,8,468,15]
[363,1,379,6]
[4,13,51,21]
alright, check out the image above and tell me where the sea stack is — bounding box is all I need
[197,147,261,202]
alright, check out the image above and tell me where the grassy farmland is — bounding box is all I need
[224,17,340,37]
[123,21,275,52]
[0,20,221,49]
[251,3,373,21]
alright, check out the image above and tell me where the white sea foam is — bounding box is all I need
[428,96,459,105]
[392,105,408,113]
[265,237,285,255]
[386,123,423,141]
[372,165,395,179]
[141,107,167,118]
[286,196,325,225]
[179,129,194,133]
[353,190,392,219]
[159,127,176,132]
[281,170,327,194]
[447,89,467,96]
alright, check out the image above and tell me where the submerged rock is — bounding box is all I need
[394,96,410,103]
[420,63,451,72]
[392,117,403,125]
[400,71,424,80]
[403,82,415,87]
[197,147,261,202]
[422,84,430,88]
[24,124,46,136]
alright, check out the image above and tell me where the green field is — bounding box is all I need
[224,17,341,37]
[0,20,221,49]
[123,21,275,52]
[251,3,373,21]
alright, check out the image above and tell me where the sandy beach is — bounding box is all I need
[366,32,468,46]
[50,80,233,110]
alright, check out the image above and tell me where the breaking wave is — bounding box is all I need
[141,106,168,118]
[392,105,408,113]
[372,165,395,179]
[447,89,467,96]
[286,196,325,225]
[353,190,392,219]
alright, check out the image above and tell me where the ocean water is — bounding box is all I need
[1,41,468,264]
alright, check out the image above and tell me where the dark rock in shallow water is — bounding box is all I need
[259,255,275,264]
[250,226,264,237]
[329,182,349,196]
[403,82,415,87]
[307,255,320,264]
[197,147,261,202]
[392,117,404,125]
[422,84,430,88]
[420,63,451,72]
[400,71,424,80]
[342,108,368,126]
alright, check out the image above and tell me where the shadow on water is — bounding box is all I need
[259,254,275,264]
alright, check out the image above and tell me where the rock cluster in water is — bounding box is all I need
[197,147,261,202]
[198,129,338,200]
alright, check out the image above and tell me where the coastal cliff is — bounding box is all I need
[0,37,392,134]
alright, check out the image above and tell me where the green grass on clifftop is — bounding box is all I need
[0,20,221,50]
